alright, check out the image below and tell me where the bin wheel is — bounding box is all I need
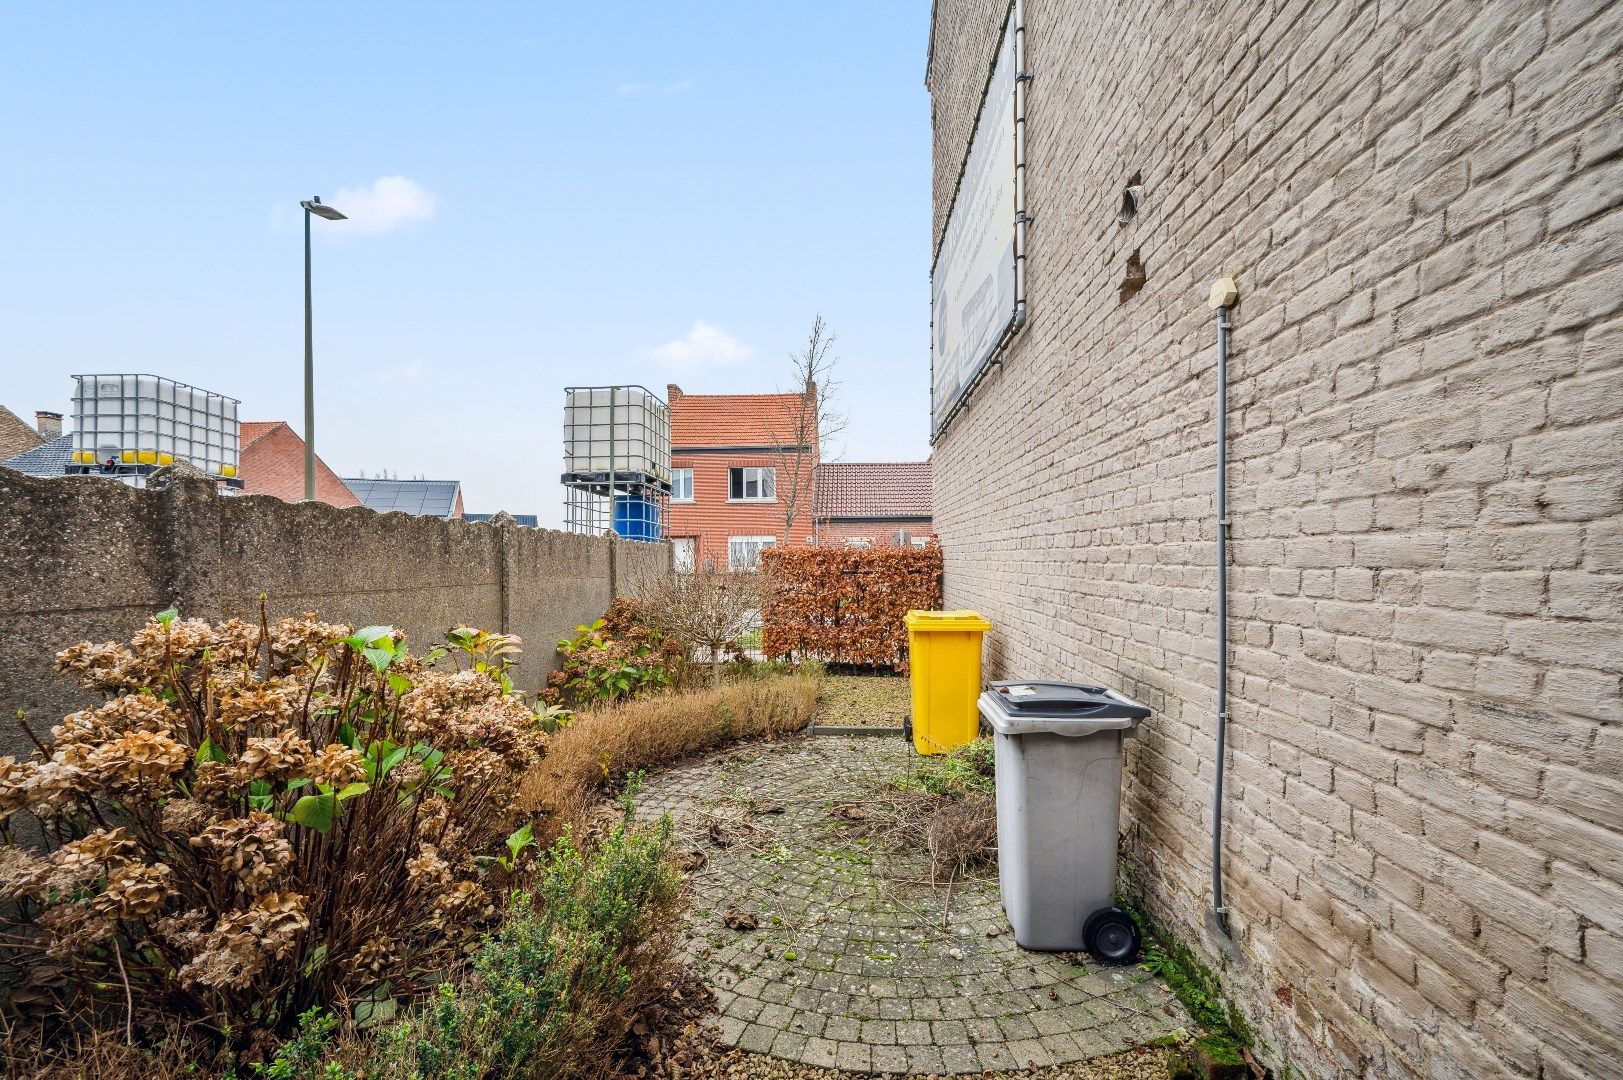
[1083,907,1141,965]
[902,716,913,744]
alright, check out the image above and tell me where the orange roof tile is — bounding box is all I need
[238,421,361,508]
[669,389,816,449]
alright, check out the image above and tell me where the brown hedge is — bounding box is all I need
[760,545,944,671]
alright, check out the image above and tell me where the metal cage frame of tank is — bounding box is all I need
[560,385,671,542]
[66,373,243,488]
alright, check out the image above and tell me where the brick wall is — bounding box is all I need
[669,452,816,568]
[928,1,1621,1076]
[814,519,935,548]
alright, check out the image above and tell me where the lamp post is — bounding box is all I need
[299,196,347,501]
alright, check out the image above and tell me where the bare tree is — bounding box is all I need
[771,314,848,547]
[636,570,766,687]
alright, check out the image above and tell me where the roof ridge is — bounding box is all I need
[239,420,289,451]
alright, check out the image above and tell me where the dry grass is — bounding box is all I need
[921,790,999,879]
[0,1022,202,1080]
[815,674,910,727]
[523,675,821,835]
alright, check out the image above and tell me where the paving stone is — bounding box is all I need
[903,1043,946,1074]
[640,737,1187,1073]
[869,1044,910,1074]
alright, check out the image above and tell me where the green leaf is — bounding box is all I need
[506,823,533,859]
[154,606,179,627]
[379,745,409,777]
[291,793,338,833]
[301,944,329,976]
[336,782,370,801]
[195,736,227,764]
[287,778,312,792]
[336,722,359,748]
[387,672,414,696]
[356,625,395,645]
[362,646,393,672]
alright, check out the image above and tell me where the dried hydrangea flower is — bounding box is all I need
[307,744,365,788]
[55,640,148,691]
[238,730,315,781]
[269,613,351,660]
[190,812,294,891]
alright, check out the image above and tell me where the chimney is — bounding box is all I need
[666,383,683,402]
[35,411,62,439]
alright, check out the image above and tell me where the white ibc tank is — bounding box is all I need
[71,374,240,478]
[562,386,670,482]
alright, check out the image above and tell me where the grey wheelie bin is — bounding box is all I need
[978,680,1150,961]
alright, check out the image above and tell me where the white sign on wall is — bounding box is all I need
[931,1,1024,437]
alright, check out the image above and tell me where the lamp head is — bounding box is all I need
[300,197,347,221]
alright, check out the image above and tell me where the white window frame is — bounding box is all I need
[727,466,776,502]
[670,467,694,503]
[728,535,776,571]
[843,537,873,549]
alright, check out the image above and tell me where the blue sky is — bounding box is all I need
[0,2,932,524]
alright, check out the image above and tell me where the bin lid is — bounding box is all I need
[978,680,1150,736]
[904,609,991,632]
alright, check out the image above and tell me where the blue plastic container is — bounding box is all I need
[613,495,663,542]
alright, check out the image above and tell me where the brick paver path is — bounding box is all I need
[638,736,1187,1075]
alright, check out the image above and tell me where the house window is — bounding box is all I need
[728,466,776,502]
[672,537,696,573]
[843,537,873,549]
[671,468,693,502]
[728,535,776,570]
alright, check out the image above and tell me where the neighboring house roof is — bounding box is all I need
[2,434,73,478]
[239,421,362,508]
[668,387,815,449]
[0,405,45,461]
[815,461,933,520]
[344,477,464,519]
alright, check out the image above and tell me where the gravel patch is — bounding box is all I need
[818,675,912,728]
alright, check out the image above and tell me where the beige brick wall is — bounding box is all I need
[927,1,1621,1076]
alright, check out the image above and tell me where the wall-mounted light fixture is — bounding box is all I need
[1117,171,1143,225]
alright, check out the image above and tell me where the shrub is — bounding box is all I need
[633,571,765,687]
[0,608,546,1055]
[760,545,943,671]
[261,803,680,1080]
[523,676,820,832]
[541,600,679,707]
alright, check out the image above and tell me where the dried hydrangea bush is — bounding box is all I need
[0,608,546,1053]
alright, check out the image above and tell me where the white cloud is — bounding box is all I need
[644,321,751,371]
[616,81,652,97]
[326,176,437,235]
[660,79,696,95]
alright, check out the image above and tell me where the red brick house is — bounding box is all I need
[666,383,818,571]
[239,421,361,508]
[813,461,934,548]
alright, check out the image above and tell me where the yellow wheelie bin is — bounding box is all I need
[903,610,992,755]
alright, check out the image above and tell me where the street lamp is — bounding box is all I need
[299,196,347,501]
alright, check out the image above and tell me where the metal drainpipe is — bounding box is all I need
[1209,276,1238,938]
